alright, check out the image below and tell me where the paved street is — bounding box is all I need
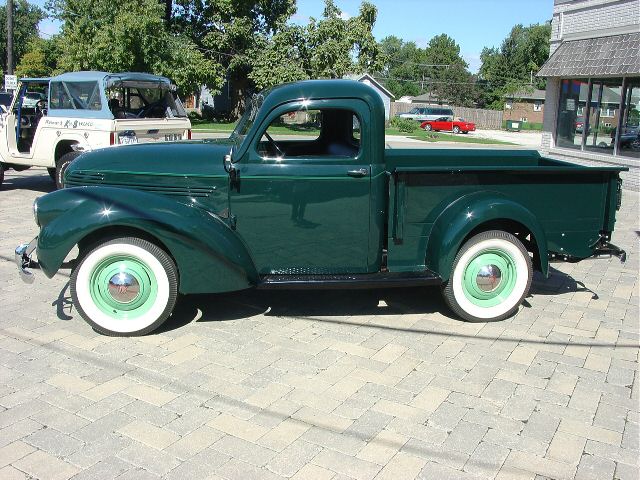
[0,168,638,480]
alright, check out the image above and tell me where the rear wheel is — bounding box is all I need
[0,163,4,186]
[55,151,80,189]
[424,124,432,131]
[47,168,56,182]
[443,230,532,322]
[70,237,178,336]
[453,125,461,134]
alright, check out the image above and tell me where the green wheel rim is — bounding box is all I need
[461,249,517,307]
[89,254,158,319]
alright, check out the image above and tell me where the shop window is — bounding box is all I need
[584,79,622,155]
[533,102,542,112]
[618,79,640,159]
[556,79,589,150]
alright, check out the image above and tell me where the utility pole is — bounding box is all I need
[6,0,14,74]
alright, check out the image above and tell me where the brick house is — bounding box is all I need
[504,89,546,126]
[538,0,640,189]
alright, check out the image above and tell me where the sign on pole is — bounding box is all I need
[4,75,18,91]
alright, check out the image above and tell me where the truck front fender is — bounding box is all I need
[425,191,549,281]
[36,187,257,294]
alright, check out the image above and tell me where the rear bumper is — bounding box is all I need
[591,241,626,262]
[15,237,37,284]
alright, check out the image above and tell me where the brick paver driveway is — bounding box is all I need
[0,169,638,480]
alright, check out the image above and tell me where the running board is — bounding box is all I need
[257,270,442,290]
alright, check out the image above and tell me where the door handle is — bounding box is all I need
[347,168,368,178]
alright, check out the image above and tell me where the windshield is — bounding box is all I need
[230,92,264,144]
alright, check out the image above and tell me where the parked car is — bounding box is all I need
[421,117,476,134]
[16,79,626,336]
[0,71,192,189]
[397,106,454,122]
[0,91,12,113]
[575,117,589,134]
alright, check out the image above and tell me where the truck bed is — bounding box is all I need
[384,148,625,274]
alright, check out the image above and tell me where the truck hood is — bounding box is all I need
[66,139,233,178]
[63,139,233,215]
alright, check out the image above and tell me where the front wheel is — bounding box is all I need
[442,230,532,322]
[452,126,461,134]
[70,237,178,336]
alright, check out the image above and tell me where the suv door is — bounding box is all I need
[230,99,372,275]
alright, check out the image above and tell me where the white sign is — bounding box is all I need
[4,75,17,91]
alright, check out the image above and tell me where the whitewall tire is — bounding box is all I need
[443,230,532,322]
[70,237,178,336]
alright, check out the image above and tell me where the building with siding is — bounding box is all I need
[538,0,640,189]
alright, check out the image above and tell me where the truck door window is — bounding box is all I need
[258,108,361,159]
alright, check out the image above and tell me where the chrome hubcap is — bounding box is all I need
[108,272,140,303]
[476,264,502,292]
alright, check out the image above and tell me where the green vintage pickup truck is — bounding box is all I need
[16,80,627,336]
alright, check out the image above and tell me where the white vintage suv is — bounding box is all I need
[0,71,192,188]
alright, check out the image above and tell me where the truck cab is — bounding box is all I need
[15,80,627,336]
[0,71,191,189]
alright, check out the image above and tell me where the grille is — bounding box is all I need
[65,171,215,198]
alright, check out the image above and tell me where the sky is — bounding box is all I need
[32,0,554,74]
[293,0,554,72]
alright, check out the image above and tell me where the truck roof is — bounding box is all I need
[261,79,384,118]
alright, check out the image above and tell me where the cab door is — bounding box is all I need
[229,99,372,275]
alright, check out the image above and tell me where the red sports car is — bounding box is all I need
[420,117,476,134]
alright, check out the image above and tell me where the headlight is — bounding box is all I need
[33,197,39,226]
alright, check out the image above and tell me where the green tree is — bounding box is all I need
[377,36,426,98]
[423,34,475,107]
[173,0,297,115]
[47,0,221,95]
[15,37,60,77]
[0,0,45,74]
[479,22,551,109]
[305,0,385,79]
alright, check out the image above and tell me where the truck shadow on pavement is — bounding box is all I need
[1,171,55,193]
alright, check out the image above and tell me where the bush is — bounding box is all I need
[390,117,418,133]
[502,121,543,131]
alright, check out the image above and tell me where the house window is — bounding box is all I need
[533,102,543,112]
[601,107,616,117]
[520,117,528,123]
[505,101,513,110]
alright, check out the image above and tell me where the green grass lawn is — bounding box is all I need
[192,121,514,145]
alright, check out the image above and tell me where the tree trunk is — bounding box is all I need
[230,73,250,120]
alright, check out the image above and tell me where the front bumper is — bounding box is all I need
[15,237,37,284]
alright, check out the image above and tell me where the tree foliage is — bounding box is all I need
[0,0,45,74]
[305,0,385,79]
[478,23,551,109]
[377,34,475,106]
[15,37,61,77]
[47,0,222,94]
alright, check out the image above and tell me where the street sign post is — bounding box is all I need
[4,75,17,91]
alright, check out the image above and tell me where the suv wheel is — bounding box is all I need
[55,151,80,189]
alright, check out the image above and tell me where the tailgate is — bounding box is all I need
[113,118,191,145]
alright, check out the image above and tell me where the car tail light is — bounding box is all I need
[186,129,192,140]
[109,132,115,145]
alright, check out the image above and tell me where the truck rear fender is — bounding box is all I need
[426,191,549,281]
[36,187,258,294]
